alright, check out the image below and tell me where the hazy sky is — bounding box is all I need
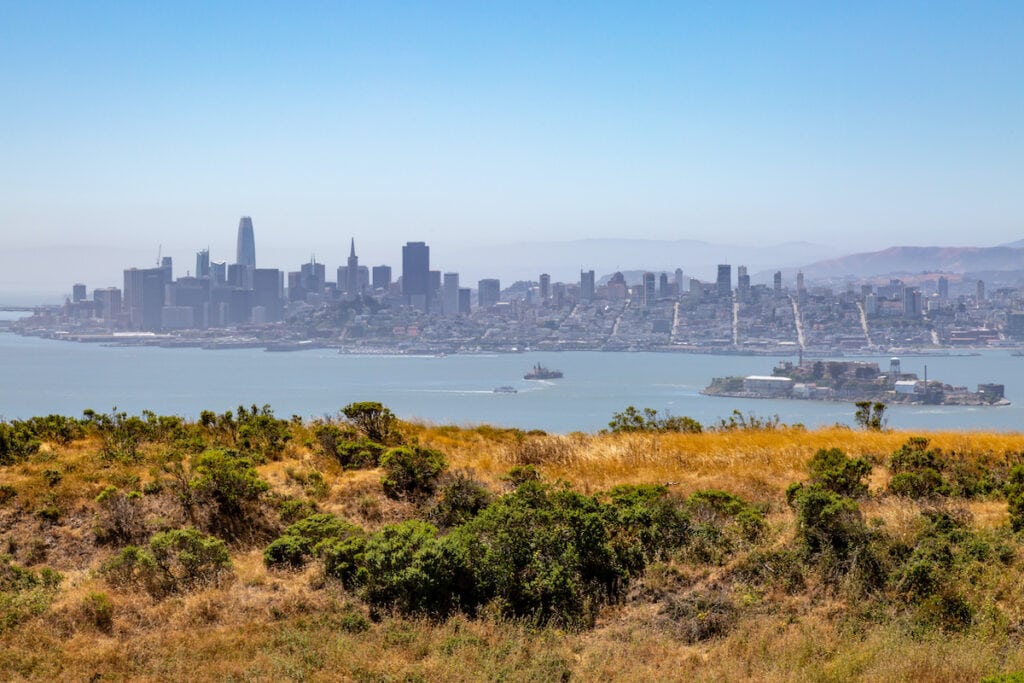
[2,2,1023,286]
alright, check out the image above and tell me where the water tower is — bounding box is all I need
[889,357,901,384]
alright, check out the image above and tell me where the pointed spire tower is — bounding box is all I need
[346,238,359,297]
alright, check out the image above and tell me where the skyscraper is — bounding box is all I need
[346,239,360,297]
[716,264,731,299]
[539,274,551,301]
[737,265,750,302]
[443,272,460,316]
[196,249,210,279]
[580,270,595,303]
[938,276,949,301]
[372,265,392,291]
[773,271,782,294]
[236,216,256,268]
[478,279,501,308]
[402,242,430,310]
[643,272,656,307]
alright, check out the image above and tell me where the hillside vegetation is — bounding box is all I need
[3,404,1024,681]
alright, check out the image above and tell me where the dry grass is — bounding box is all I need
[4,423,1024,680]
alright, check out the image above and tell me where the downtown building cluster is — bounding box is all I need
[33,216,1024,354]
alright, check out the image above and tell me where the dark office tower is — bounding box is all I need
[123,267,166,331]
[658,272,669,298]
[478,279,501,309]
[773,271,782,293]
[977,279,985,303]
[372,265,392,290]
[196,249,210,279]
[674,268,684,297]
[236,216,256,267]
[796,271,805,293]
[93,287,121,321]
[428,270,441,302]
[72,283,87,302]
[716,264,731,299]
[580,270,595,303]
[443,272,460,316]
[938,276,949,301]
[358,266,369,292]
[253,268,284,322]
[643,272,656,307]
[402,242,430,310]
[346,239,360,297]
[458,288,471,315]
[300,259,326,297]
[539,274,551,300]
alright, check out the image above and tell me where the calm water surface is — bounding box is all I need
[2,332,1023,433]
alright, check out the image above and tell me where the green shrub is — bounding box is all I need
[788,484,867,559]
[456,482,624,629]
[502,465,542,487]
[604,484,690,574]
[264,513,363,569]
[429,471,493,529]
[0,556,63,631]
[83,591,114,632]
[380,445,447,499]
[807,447,872,498]
[189,448,270,538]
[235,404,292,460]
[23,414,83,446]
[604,406,702,434]
[1006,464,1024,532]
[356,520,472,617]
[342,402,400,445]
[147,528,231,592]
[0,421,40,465]
[888,437,949,499]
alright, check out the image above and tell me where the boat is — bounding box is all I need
[524,363,563,380]
[493,385,518,394]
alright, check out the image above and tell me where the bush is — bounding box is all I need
[429,471,493,529]
[356,520,472,617]
[83,591,114,632]
[264,513,362,569]
[342,402,399,445]
[456,482,624,629]
[662,587,737,643]
[189,449,270,538]
[0,421,40,465]
[888,437,948,499]
[94,486,148,546]
[1006,464,1024,532]
[807,447,872,498]
[23,414,83,446]
[380,445,447,499]
[788,484,867,559]
[604,406,702,434]
[604,484,690,574]
[0,556,63,631]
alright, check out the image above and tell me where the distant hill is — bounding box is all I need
[795,245,1024,281]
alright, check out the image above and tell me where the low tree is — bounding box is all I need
[854,401,887,431]
[342,402,399,445]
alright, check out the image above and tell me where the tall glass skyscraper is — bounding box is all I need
[402,241,430,311]
[236,216,256,268]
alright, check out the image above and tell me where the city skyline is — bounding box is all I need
[2,3,1022,283]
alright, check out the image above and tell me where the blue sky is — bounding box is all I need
[1,2,1022,288]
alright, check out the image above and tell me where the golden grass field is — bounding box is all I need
[4,420,1024,682]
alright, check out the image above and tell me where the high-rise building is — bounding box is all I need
[123,267,166,331]
[72,283,87,302]
[580,270,595,303]
[443,272,460,316]
[674,268,684,297]
[716,264,731,299]
[478,279,501,309]
[458,288,471,315]
[210,261,227,286]
[658,272,670,298]
[196,249,210,279]
[300,259,325,297]
[796,271,805,293]
[643,272,656,307]
[93,287,122,322]
[737,265,750,302]
[253,268,284,322]
[938,276,949,301]
[160,256,173,284]
[977,279,986,303]
[372,265,392,291]
[539,274,551,300]
[402,242,430,310]
[236,216,256,268]
[773,271,782,293]
[346,239,360,297]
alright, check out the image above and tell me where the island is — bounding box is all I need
[702,358,1009,406]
